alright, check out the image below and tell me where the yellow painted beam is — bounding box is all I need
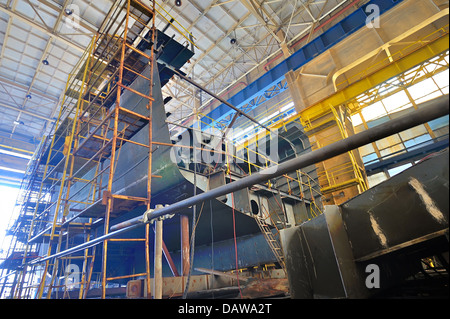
[240,30,448,145]
[0,143,34,155]
[320,178,361,195]
[299,32,449,131]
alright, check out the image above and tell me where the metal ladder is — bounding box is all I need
[254,213,286,270]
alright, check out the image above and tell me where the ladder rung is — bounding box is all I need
[111,194,148,201]
[118,106,150,121]
[108,238,146,242]
[125,42,152,60]
[106,272,147,281]
[118,83,154,101]
[117,136,150,148]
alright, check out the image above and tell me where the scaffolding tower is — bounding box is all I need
[1,0,161,299]
[0,136,49,298]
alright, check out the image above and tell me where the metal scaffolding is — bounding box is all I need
[1,0,159,299]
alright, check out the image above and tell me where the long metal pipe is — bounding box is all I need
[30,94,449,264]
[153,219,163,299]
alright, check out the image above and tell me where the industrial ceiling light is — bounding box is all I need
[42,59,49,65]
[64,8,73,15]
[230,38,237,45]
[175,0,182,6]
[26,94,32,99]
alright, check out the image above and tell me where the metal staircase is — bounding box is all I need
[253,211,286,270]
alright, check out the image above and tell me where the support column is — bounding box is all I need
[154,217,163,299]
[180,215,190,276]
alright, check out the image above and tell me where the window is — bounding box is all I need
[433,69,449,93]
[388,163,412,177]
[351,113,363,126]
[382,90,412,113]
[352,53,449,179]
[361,101,386,121]
[407,78,439,102]
[362,153,379,164]
[367,172,388,187]
[403,134,432,151]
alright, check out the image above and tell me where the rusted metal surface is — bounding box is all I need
[180,214,190,276]
[126,280,142,298]
[125,272,289,299]
[241,278,289,299]
[195,267,250,282]
[154,218,163,299]
[125,274,236,299]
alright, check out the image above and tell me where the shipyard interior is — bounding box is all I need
[0,0,448,300]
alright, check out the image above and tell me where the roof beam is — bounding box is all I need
[240,0,283,43]
[0,76,59,103]
[36,0,98,33]
[0,0,15,64]
[9,39,54,136]
[7,0,76,138]
[0,100,53,122]
[0,3,86,53]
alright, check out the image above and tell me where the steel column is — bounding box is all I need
[180,215,190,276]
[154,218,163,299]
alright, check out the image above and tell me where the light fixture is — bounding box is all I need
[230,38,237,45]
[175,0,182,6]
[0,165,26,174]
[65,8,73,15]
[13,120,24,125]
[26,94,32,99]
[0,149,32,160]
[42,59,49,65]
